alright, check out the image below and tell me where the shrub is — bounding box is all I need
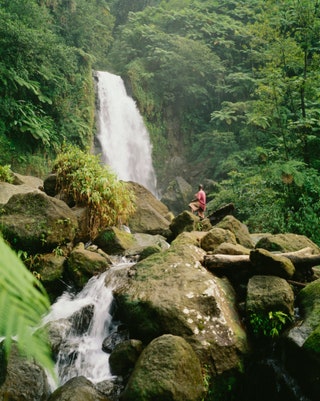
[0,164,14,183]
[52,145,136,239]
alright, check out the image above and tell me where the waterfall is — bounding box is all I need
[96,71,158,196]
[43,262,132,387]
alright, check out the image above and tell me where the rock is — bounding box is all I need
[127,181,172,237]
[109,339,143,376]
[102,325,130,353]
[0,191,78,253]
[0,173,43,205]
[250,248,295,279]
[33,253,66,301]
[201,227,237,252]
[284,279,320,400]
[169,210,203,239]
[94,226,136,255]
[128,233,170,259]
[47,376,111,401]
[121,334,205,401]
[213,242,251,255]
[160,176,193,215]
[66,242,111,289]
[0,344,50,401]
[246,275,295,317]
[216,215,255,248]
[42,319,73,358]
[255,233,320,253]
[113,233,248,377]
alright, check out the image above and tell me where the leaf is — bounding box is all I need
[0,236,55,377]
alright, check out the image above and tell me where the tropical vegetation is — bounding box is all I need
[1,0,320,370]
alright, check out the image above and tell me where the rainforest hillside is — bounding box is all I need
[1,0,320,244]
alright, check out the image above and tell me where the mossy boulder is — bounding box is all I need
[33,253,66,301]
[255,233,320,253]
[113,233,248,377]
[94,226,136,255]
[0,191,78,253]
[216,215,255,249]
[66,243,111,289]
[127,181,172,237]
[121,334,205,401]
[47,376,111,401]
[250,248,295,279]
[169,210,204,239]
[109,339,143,376]
[200,227,237,252]
[246,275,295,317]
[284,279,320,399]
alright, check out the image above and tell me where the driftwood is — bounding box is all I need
[203,247,320,272]
[208,202,235,225]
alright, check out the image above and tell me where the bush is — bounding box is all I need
[52,145,136,239]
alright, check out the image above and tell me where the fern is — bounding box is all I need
[0,236,54,375]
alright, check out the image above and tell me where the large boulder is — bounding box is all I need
[127,181,172,237]
[66,242,111,289]
[94,227,169,257]
[0,344,50,401]
[200,227,237,252]
[121,334,205,401]
[169,210,207,239]
[47,376,111,401]
[113,233,249,378]
[33,253,67,301]
[284,279,320,400]
[109,339,143,376]
[255,233,320,253]
[250,248,295,279]
[216,215,255,249]
[246,275,295,317]
[0,173,43,205]
[0,191,78,253]
[160,176,193,215]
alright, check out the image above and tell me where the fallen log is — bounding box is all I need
[203,247,320,272]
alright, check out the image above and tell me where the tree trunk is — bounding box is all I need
[203,247,320,272]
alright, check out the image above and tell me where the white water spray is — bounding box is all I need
[43,263,131,387]
[96,71,158,196]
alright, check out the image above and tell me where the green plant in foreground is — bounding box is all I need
[0,235,54,376]
[249,311,292,338]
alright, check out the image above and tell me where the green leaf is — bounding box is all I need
[0,236,55,377]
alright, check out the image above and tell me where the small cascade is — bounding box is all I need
[96,71,158,197]
[42,262,132,387]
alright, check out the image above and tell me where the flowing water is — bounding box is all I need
[42,261,132,387]
[96,71,158,196]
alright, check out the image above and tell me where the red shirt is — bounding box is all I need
[197,189,206,210]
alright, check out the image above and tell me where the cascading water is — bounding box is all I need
[42,262,132,388]
[96,71,158,197]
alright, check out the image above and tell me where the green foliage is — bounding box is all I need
[0,164,14,183]
[53,145,136,239]
[249,311,292,338]
[0,235,54,375]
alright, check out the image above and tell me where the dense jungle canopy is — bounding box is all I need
[1,0,320,244]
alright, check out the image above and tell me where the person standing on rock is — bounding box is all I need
[189,184,206,219]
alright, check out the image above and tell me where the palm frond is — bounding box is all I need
[0,236,54,375]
